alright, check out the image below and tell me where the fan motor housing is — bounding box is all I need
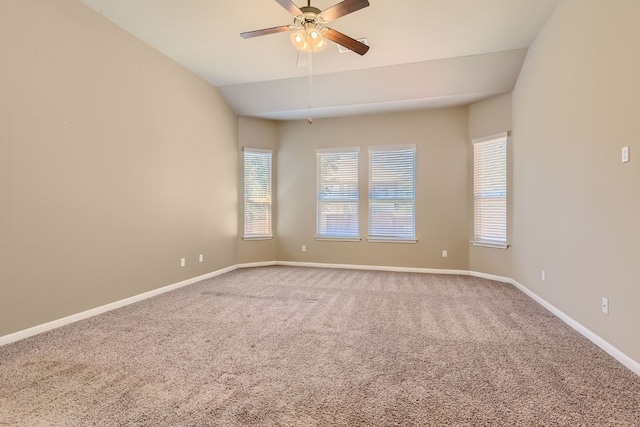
[301,6,322,23]
[300,6,321,15]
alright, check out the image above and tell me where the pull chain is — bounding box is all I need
[307,48,313,124]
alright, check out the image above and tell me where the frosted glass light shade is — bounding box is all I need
[290,29,308,50]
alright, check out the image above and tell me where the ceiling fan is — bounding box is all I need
[240,0,370,56]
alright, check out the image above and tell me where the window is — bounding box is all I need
[472,132,508,248]
[368,145,416,242]
[243,148,272,239]
[316,148,360,239]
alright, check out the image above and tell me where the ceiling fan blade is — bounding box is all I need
[275,0,303,16]
[319,0,370,22]
[323,28,370,55]
[240,25,294,39]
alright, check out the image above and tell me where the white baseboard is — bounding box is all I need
[508,279,640,377]
[237,261,278,269]
[468,270,513,284]
[275,260,468,276]
[0,265,237,347]
[2,261,638,377]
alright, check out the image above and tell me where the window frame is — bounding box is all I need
[368,144,417,243]
[471,132,508,249]
[243,148,273,240]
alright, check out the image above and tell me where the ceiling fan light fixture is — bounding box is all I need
[291,24,327,52]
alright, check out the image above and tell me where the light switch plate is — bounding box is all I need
[622,146,630,163]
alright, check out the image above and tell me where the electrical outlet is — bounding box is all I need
[622,146,630,163]
[302,245,307,253]
[180,258,186,267]
[541,270,546,281]
[602,297,609,314]
[442,250,448,257]
[199,254,204,263]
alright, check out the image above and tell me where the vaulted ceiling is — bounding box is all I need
[81,0,561,120]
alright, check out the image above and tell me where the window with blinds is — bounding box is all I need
[472,133,508,248]
[243,148,272,239]
[316,148,360,239]
[368,145,416,242]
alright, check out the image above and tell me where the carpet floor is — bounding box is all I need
[1,266,639,426]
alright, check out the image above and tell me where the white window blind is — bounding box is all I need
[368,145,416,241]
[316,148,360,239]
[243,148,272,239]
[473,133,507,248]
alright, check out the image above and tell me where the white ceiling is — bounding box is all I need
[80,0,560,120]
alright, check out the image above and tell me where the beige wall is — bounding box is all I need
[0,0,238,336]
[237,117,278,264]
[512,0,640,362]
[468,93,513,278]
[276,108,470,269]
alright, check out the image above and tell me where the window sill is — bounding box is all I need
[368,238,417,244]
[471,241,509,249]
[315,237,361,242]
[243,236,274,241]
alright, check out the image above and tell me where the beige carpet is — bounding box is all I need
[1,266,639,426]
